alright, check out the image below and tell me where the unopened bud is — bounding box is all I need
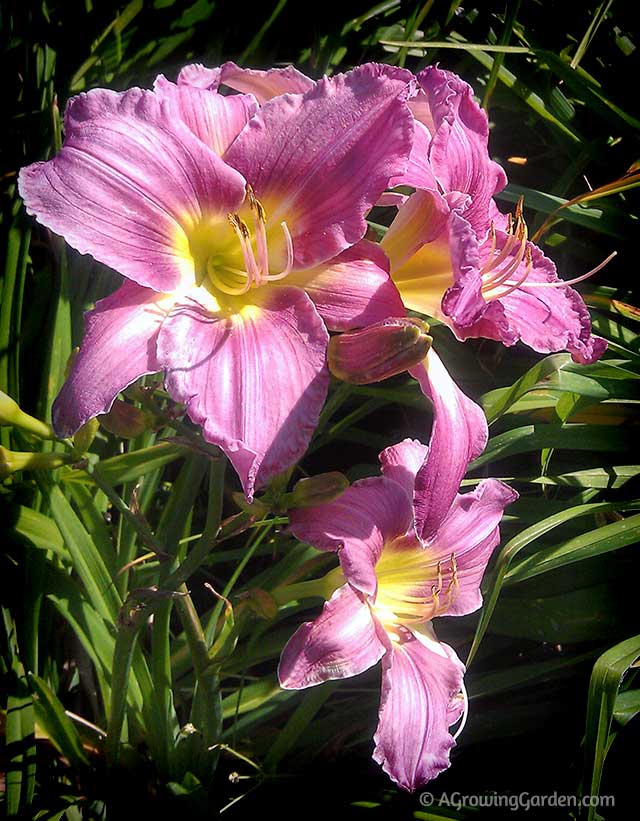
[100,400,152,439]
[288,472,349,508]
[328,318,432,384]
[0,391,55,440]
[73,417,100,454]
[0,446,71,479]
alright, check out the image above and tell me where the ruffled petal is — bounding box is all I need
[278,584,386,688]
[416,66,507,238]
[287,241,404,331]
[373,630,465,791]
[409,349,488,543]
[177,63,221,89]
[19,87,246,293]
[224,63,414,269]
[156,286,329,499]
[389,120,439,190]
[52,281,167,438]
[379,438,428,500]
[154,75,257,155]
[219,61,315,102]
[289,476,414,597]
[427,479,518,616]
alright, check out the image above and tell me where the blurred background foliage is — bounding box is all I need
[1,0,639,818]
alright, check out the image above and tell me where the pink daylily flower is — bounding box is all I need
[19,63,414,498]
[279,439,518,791]
[383,65,606,364]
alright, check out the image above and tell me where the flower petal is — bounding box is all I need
[428,479,518,616]
[224,63,414,269]
[379,438,428,499]
[19,87,246,293]
[157,286,329,499]
[373,630,465,791]
[384,192,478,319]
[177,63,221,89]
[154,75,257,155]
[417,66,507,238]
[52,281,167,438]
[409,349,488,543]
[278,584,386,688]
[389,119,438,190]
[219,61,315,102]
[289,476,414,597]
[287,241,404,331]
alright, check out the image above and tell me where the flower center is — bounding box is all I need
[194,184,294,298]
[372,541,459,632]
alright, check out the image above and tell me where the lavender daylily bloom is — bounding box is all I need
[279,439,518,791]
[382,66,606,364]
[19,63,413,498]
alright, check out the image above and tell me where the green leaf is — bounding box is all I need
[221,677,282,720]
[48,486,121,624]
[481,353,571,423]
[29,674,90,769]
[467,500,638,664]
[10,506,67,559]
[583,635,640,819]
[263,684,335,771]
[613,689,640,726]
[513,465,640,489]
[60,442,188,486]
[506,512,640,583]
[469,424,633,470]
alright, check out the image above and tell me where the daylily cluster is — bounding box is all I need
[18,58,603,791]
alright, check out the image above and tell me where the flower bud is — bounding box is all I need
[0,446,70,479]
[73,417,100,455]
[0,391,55,440]
[100,400,152,439]
[328,318,432,385]
[288,472,349,508]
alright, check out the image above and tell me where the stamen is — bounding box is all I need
[228,212,260,290]
[486,248,533,300]
[517,250,617,289]
[265,222,295,281]
[479,229,518,277]
[246,184,269,285]
[480,222,528,291]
